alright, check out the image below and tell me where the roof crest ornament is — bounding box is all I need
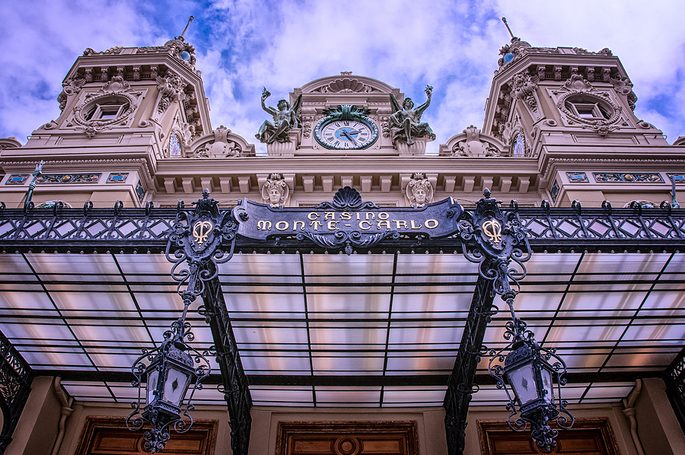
[179,16,195,40]
[501,17,516,40]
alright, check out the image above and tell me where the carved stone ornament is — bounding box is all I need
[261,173,290,208]
[553,74,622,137]
[497,37,533,68]
[162,36,197,67]
[611,76,638,110]
[451,126,502,157]
[70,75,142,138]
[57,76,86,111]
[511,71,539,113]
[156,73,187,115]
[189,126,253,158]
[405,173,434,208]
[311,77,378,93]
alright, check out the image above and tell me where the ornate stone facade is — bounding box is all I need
[0,35,682,214]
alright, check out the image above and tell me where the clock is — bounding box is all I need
[314,114,378,150]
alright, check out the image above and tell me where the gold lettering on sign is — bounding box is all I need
[257,220,272,231]
[359,220,371,230]
[192,220,213,245]
[293,221,305,231]
[425,219,438,229]
[275,221,289,231]
[482,219,502,244]
[394,220,407,229]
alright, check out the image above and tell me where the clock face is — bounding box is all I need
[315,118,378,150]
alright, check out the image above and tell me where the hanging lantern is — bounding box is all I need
[127,318,210,453]
[489,317,574,452]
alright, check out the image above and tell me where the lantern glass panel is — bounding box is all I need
[163,366,191,407]
[508,362,537,406]
[541,366,554,403]
[146,369,159,405]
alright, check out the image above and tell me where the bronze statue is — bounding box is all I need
[255,88,302,144]
[389,85,436,145]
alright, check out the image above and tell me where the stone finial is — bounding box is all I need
[261,173,290,208]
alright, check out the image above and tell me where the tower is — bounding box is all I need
[0,34,227,208]
[480,36,685,207]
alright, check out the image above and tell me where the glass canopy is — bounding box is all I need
[0,251,681,407]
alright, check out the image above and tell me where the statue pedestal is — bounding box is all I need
[396,138,429,156]
[266,129,301,157]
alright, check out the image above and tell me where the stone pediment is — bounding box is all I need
[186,126,255,158]
[440,125,506,157]
[301,73,397,95]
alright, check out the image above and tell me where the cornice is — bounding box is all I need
[540,156,685,186]
[154,156,541,176]
[0,158,155,187]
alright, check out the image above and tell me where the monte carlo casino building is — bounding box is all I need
[0,29,684,455]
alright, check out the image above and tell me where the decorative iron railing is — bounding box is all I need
[665,348,685,434]
[0,331,31,453]
[0,203,684,253]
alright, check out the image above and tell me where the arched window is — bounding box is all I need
[512,133,526,157]
[168,134,183,157]
[564,94,613,121]
[84,96,130,121]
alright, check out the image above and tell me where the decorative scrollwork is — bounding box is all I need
[298,230,400,256]
[318,186,378,210]
[165,189,239,299]
[457,188,531,298]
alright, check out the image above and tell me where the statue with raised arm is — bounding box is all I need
[255,88,302,144]
[389,85,436,145]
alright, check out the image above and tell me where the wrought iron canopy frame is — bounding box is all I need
[1,191,685,455]
[0,331,31,453]
[0,204,684,254]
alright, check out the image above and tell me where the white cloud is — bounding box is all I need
[0,0,162,140]
[2,0,685,146]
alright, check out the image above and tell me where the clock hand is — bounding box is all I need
[341,130,359,146]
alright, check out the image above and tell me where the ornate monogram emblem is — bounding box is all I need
[482,219,502,246]
[192,220,213,245]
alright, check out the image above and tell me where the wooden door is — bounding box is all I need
[74,417,217,455]
[276,421,419,455]
[478,419,621,455]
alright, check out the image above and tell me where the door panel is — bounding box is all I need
[478,419,621,455]
[75,417,217,455]
[276,421,418,455]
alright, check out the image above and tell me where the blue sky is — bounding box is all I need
[2,0,685,154]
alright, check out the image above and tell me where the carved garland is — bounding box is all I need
[553,75,622,137]
[70,76,143,138]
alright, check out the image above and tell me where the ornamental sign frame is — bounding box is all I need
[234,187,463,254]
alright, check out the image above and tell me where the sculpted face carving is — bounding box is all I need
[406,173,434,208]
[261,174,290,208]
